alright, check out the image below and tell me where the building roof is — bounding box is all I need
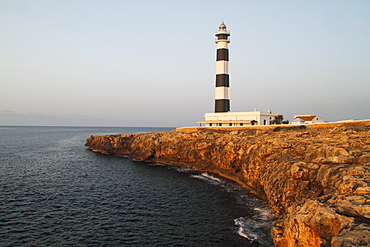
[291,118,305,122]
[204,111,280,117]
[197,120,252,124]
[294,115,316,121]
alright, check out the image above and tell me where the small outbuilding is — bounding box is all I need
[291,114,325,124]
[290,118,305,125]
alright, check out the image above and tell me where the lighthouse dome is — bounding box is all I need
[215,21,230,37]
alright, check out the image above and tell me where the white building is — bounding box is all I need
[197,110,280,127]
[291,114,325,124]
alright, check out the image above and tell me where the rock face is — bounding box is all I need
[85,121,370,246]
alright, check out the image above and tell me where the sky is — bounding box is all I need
[1,0,369,127]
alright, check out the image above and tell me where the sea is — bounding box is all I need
[0,126,276,247]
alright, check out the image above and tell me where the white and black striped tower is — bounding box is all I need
[215,22,230,113]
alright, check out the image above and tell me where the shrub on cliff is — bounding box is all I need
[271,115,284,124]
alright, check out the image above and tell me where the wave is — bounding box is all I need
[190,172,223,185]
[253,207,276,221]
[172,166,197,173]
[234,207,276,246]
[234,217,259,241]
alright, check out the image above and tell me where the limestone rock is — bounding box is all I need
[85,120,370,246]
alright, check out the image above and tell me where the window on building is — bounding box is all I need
[264,120,266,125]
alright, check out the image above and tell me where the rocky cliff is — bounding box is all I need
[85,121,370,246]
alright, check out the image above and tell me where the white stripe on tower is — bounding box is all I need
[214,22,230,113]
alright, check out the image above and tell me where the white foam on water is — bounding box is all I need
[190,172,223,185]
[234,217,258,241]
[118,155,130,158]
[173,166,197,173]
[234,207,276,246]
[253,207,276,221]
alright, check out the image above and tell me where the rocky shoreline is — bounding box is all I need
[85,121,370,246]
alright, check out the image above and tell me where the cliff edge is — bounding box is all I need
[85,121,370,246]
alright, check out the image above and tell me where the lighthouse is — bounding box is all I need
[215,22,230,113]
[197,22,281,127]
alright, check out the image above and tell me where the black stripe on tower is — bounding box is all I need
[216,49,229,61]
[216,74,229,87]
[215,99,230,113]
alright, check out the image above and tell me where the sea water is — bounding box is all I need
[0,126,275,246]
